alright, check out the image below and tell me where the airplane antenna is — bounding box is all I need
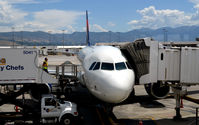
[86,10,90,46]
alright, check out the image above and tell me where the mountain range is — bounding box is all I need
[1,26,199,46]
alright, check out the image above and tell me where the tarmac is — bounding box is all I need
[113,85,199,125]
[0,55,199,125]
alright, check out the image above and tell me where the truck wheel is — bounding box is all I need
[60,114,74,125]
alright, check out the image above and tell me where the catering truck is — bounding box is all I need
[0,48,58,100]
[0,48,57,84]
[0,48,78,124]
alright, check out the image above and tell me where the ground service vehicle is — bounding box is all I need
[41,94,78,125]
[0,48,78,124]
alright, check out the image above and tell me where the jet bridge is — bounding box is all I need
[120,37,199,85]
[120,37,199,119]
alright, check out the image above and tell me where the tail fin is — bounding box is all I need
[86,10,90,46]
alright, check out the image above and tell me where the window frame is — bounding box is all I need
[126,62,132,69]
[93,62,101,70]
[89,62,96,70]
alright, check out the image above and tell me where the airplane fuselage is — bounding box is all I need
[78,46,135,103]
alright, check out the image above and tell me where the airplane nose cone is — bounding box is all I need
[103,70,135,103]
[113,70,135,90]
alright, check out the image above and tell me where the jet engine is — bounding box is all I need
[144,82,170,99]
[29,83,51,101]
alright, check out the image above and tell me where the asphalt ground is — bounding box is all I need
[1,82,199,125]
[113,85,199,125]
[64,84,199,125]
[1,55,199,125]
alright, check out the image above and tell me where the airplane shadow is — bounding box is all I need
[116,117,196,125]
[187,90,199,95]
[116,95,166,108]
[66,85,167,109]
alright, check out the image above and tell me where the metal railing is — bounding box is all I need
[55,64,83,79]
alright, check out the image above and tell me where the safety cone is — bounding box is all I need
[180,97,184,108]
[139,120,143,125]
[15,106,19,112]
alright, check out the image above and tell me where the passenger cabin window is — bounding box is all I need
[101,62,114,70]
[89,62,96,70]
[93,62,100,70]
[115,62,127,70]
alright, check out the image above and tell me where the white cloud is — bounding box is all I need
[28,9,84,32]
[3,0,39,4]
[107,22,115,27]
[5,0,60,4]
[91,24,108,32]
[189,0,199,4]
[83,24,108,32]
[127,6,195,29]
[0,0,84,32]
[0,1,28,25]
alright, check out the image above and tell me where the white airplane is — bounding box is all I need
[77,11,135,103]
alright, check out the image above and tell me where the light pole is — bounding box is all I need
[109,31,112,42]
[62,30,65,49]
[21,31,23,46]
[117,32,120,42]
[163,29,168,42]
[12,27,15,48]
[48,31,52,45]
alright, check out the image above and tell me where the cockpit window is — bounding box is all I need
[101,62,114,70]
[89,62,96,70]
[115,62,127,70]
[93,62,100,70]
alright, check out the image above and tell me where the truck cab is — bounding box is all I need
[41,94,78,125]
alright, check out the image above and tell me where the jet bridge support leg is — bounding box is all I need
[172,85,187,120]
[174,91,182,120]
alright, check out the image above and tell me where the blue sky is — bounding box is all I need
[0,0,199,33]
